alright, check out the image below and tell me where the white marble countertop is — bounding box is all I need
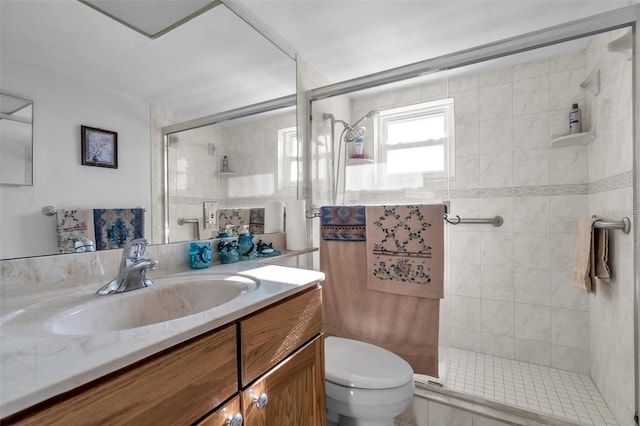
[0,259,325,418]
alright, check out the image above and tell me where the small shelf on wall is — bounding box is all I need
[551,126,596,148]
[607,30,632,61]
[218,171,237,177]
[347,157,374,165]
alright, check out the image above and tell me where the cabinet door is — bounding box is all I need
[5,325,238,426]
[242,337,325,426]
[240,286,322,386]
[197,396,243,426]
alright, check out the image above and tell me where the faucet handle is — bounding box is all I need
[120,238,150,268]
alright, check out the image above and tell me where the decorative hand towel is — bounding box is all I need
[218,208,250,234]
[93,208,144,250]
[366,204,444,298]
[320,206,366,241]
[249,208,265,234]
[571,218,609,292]
[320,234,440,377]
[56,209,96,253]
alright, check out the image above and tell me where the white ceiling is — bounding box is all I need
[1,0,636,119]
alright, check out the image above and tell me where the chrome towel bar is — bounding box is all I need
[593,217,631,234]
[444,214,504,227]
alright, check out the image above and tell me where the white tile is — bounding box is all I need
[515,338,552,366]
[514,232,550,269]
[550,145,588,184]
[450,73,479,93]
[514,267,551,306]
[481,265,514,301]
[549,195,588,233]
[513,149,549,187]
[451,157,480,189]
[428,401,473,426]
[451,263,482,297]
[552,308,589,349]
[450,327,482,351]
[449,232,481,264]
[451,296,482,331]
[481,299,514,336]
[549,69,587,111]
[421,79,447,101]
[478,67,512,87]
[479,83,513,120]
[548,51,586,73]
[513,112,550,152]
[515,303,551,341]
[552,345,590,373]
[480,233,514,267]
[454,89,480,124]
[549,232,576,271]
[513,59,549,80]
[513,76,549,115]
[482,332,515,359]
[479,153,512,188]
[456,122,480,158]
[513,196,550,233]
[479,118,512,154]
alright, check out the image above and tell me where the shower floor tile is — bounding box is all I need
[415,347,618,426]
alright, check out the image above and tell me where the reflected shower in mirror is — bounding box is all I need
[0,93,33,186]
[161,100,297,244]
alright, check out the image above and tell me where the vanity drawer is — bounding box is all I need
[239,285,322,386]
[6,324,238,426]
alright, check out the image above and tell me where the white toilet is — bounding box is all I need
[324,336,415,426]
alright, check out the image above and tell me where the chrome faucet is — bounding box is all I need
[97,238,158,295]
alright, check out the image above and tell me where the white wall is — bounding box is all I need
[0,62,151,259]
[585,28,635,425]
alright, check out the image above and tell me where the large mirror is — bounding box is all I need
[161,100,298,244]
[0,93,33,186]
[0,0,296,259]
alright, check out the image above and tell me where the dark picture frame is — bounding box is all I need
[81,125,118,168]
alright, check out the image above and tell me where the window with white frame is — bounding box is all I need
[375,98,455,180]
[277,126,298,189]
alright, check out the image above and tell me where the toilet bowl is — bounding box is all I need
[324,336,415,426]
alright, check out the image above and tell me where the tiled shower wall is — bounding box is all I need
[341,48,602,374]
[585,29,635,424]
[442,51,593,374]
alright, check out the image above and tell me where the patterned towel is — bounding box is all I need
[218,208,250,234]
[93,208,144,250]
[366,204,444,298]
[56,209,95,253]
[320,206,366,241]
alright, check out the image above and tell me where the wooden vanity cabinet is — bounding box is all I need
[4,324,238,426]
[5,285,325,426]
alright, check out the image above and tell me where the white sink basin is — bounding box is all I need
[1,274,259,336]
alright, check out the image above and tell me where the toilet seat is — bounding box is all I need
[324,336,414,389]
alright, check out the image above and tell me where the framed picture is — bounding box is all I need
[81,125,118,168]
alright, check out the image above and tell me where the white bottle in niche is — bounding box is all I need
[569,103,582,134]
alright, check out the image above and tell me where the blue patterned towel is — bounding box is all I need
[320,206,366,241]
[93,208,144,250]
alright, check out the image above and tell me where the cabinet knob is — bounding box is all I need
[225,413,243,426]
[252,393,269,410]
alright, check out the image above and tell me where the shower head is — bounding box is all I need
[352,110,380,128]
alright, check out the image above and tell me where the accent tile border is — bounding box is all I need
[588,171,633,194]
